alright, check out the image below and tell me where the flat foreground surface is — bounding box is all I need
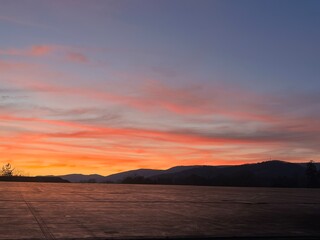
[0,183,319,239]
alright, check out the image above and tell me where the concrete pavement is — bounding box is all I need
[0,182,319,239]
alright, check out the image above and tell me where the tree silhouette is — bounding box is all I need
[305,160,318,187]
[1,163,14,177]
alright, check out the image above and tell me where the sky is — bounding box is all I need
[0,0,320,176]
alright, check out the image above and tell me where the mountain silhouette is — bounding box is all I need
[58,160,319,187]
[148,160,307,187]
[59,166,198,183]
[57,174,106,183]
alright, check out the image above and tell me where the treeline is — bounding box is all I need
[0,176,69,183]
[0,163,69,183]
[121,161,320,188]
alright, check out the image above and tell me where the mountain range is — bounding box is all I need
[58,160,319,187]
[59,165,197,183]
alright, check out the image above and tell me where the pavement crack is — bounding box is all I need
[19,189,55,240]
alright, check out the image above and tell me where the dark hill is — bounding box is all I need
[147,160,306,187]
[104,169,162,182]
[58,160,319,187]
[60,166,201,183]
[58,174,105,183]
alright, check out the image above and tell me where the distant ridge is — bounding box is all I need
[57,174,106,183]
[59,165,198,183]
[58,160,320,188]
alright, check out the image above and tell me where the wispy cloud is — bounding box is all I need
[0,15,49,28]
[1,106,320,175]
[0,45,90,64]
[1,65,317,126]
[65,51,89,63]
[0,59,32,71]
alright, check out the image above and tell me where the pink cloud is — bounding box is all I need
[0,45,54,57]
[0,113,293,147]
[0,70,283,123]
[0,60,31,71]
[0,44,90,64]
[1,60,316,130]
[30,45,54,56]
[65,51,89,63]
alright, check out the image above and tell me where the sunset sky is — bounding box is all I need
[0,0,320,176]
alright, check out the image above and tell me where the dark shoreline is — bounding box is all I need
[7,236,320,240]
[0,176,69,183]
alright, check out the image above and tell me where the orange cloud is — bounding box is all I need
[0,112,295,149]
